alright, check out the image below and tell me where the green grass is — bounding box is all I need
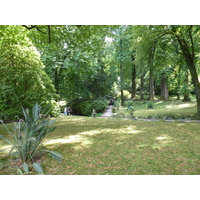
[123,99,197,119]
[1,115,199,175]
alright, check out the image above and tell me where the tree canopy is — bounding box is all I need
[1,25,200,119]
[0,25,57,119]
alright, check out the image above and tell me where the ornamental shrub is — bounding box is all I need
[67,97,107,116]
[67,97,90,115]
[0,103,63,174]
[91,98,108,113]
[77,100,92,116]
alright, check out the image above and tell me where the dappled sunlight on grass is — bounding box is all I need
[136,135,173,150]
[155,101,164,105]
[99,126,141,135]
[152,135,173,150]
[130,100,197,118]
[124,126,141,134]
[67,117,86,122]
[44,135,84,145]
[177,124,185,127]
[166,103,195,109]
[1,115,200,175]
[156,135,172,140]
[44,124,141,151]
[56,116,86,125]
[80,130,101,135]
[44,134,93,150]
[0,144,11,156]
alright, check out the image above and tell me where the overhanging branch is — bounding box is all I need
[22,25,45,34]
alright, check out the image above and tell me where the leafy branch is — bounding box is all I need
[22,25,45,34]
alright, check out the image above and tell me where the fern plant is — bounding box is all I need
[0,103,63,174]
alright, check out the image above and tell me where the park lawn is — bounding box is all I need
[0,115,199,175]
[123,100,197,119]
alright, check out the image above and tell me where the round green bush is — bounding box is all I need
[67,97,90,116]
[77,100,92,116]
[91,98,108,113]
[67,97,108,116]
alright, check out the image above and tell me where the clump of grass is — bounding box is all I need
[147,101,153,109]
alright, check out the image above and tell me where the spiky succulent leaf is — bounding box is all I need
[32,162,44,174]
[41,150,63,162]
[23,162,29,173]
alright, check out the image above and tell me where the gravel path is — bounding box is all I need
[100,106,113,118]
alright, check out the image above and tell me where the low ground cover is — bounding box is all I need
[1,115,199,175]
[120,99,197,119]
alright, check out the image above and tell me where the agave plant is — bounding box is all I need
[0,103,63,174]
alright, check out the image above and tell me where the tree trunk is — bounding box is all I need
[120,60,124,106]
[149,68,154,100]
[140,73,145,100]
[120,38,124,106]
[160,73,169,100]
[131,54,136,98]
[148,43,156,100]
[176,35,200,116]
[182,70,191,101]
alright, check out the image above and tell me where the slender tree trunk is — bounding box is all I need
[149,43,156,100]
[120,38,124,106]
[120,59,124,106]
[149,68,154,100]
[160,73,169,100]
[131,54,136,98]
[176,65,181,100]
[140,73,145,100]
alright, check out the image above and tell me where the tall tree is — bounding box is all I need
[113,26,133,105]
[169,25,200,115]
[131,53,137,98]
[0,25,57,120]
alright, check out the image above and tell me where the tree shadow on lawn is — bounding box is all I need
[43,118,200,175]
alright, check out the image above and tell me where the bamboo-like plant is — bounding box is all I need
[0,103,63,174]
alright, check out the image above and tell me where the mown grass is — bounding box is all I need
[122,99,197,119]
[1,115,199,175]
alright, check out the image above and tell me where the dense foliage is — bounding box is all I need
[1,25,200,117]
[0,26,57,120]
[67,97,108,116]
